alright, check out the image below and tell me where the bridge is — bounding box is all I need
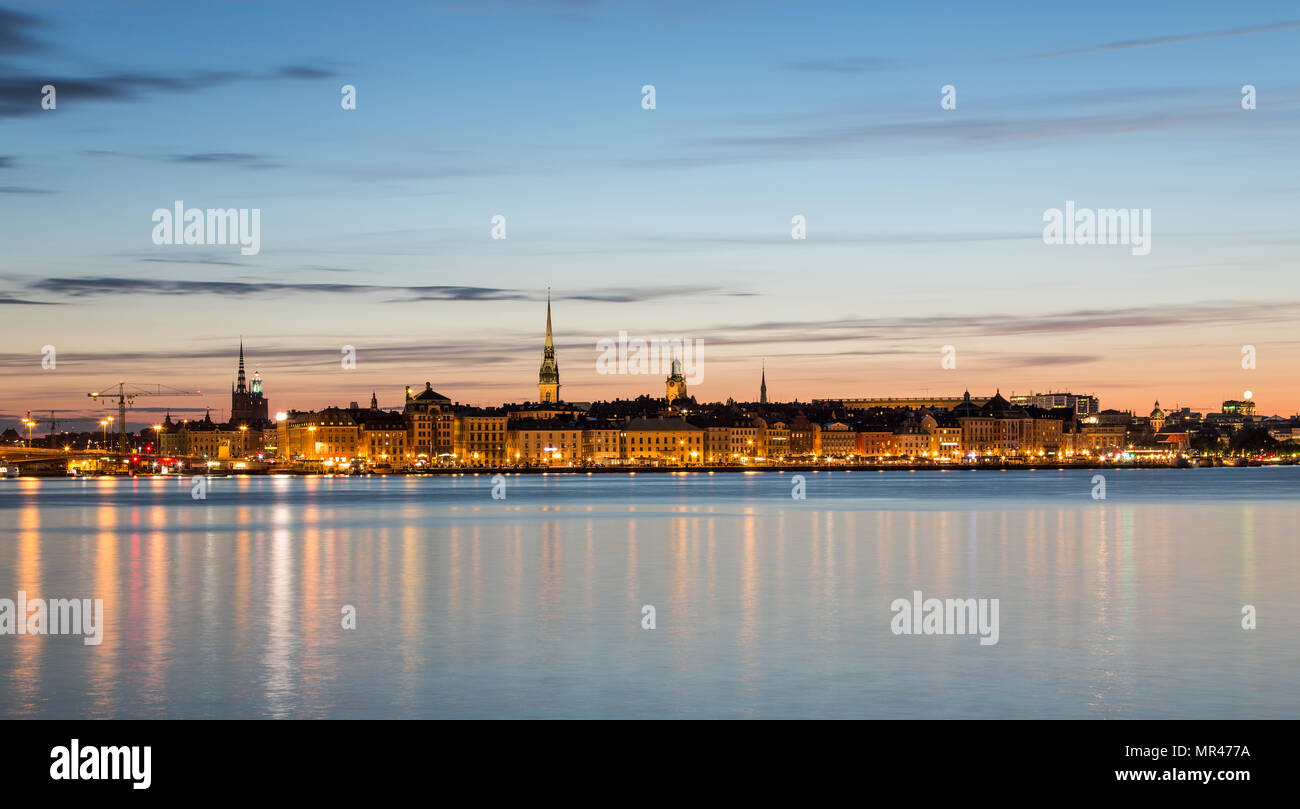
[0,446,205,473]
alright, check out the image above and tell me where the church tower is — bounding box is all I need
[230,338,269,425]
[760,361,767,404]
[537,292,561,403]
[665,356,687,403]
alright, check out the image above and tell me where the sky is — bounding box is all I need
[1,0,1298,432]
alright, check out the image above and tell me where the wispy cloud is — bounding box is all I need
[22,276,735,304]
[0,294,59,305]
[1039,20,1300,58]
[0,65,338,118]
[693,301,1300,345]
[84,149,282,170]
[629,99,1288,168]
[166,152,282,170]
[0,7,45,54]
[785,56,898,73]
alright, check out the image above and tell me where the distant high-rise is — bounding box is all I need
[760,361,767,404]
[538,292,561,403]
[230,339,269,425]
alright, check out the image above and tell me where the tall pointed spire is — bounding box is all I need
[760,360,768,404]
[544,288,554,349]
[538,289,560,403]
[236,337,247,393]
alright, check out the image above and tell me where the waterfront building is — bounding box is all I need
[856,429,893,457]
[762,420,790,461]
[453,409,509,464]
[357,409,408,463]
[507,419,582,465]
[819,421,857,457]
[404,382,452,413]
[1077,424,1126,455]
[403,382,455,460]
[621,417,704,465]
[700,417,762,463]
[183,409,249,460]
[582,427,622,465]
[892,417,932,457]
[279,407,360,461]
[158,412,185,456]
[788,412,818,455]
[928,414,963,460]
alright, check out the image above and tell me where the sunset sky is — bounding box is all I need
[2,1,1298,431]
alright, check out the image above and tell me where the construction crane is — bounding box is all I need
[88,382,202,453]
[23,410,97,442]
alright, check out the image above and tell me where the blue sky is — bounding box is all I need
[2,1,1298,429]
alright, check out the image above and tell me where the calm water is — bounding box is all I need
[1,468,1296,719]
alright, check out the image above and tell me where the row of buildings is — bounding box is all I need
[148,297,1292,465]
[28,299,1292,467]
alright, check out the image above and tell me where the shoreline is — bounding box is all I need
[22,458,1290,478]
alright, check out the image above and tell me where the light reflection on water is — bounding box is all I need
[0,469,1296,718]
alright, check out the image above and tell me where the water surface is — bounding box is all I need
[1,468,1296,718]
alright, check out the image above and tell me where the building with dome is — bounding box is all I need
[1149,401,1166,433]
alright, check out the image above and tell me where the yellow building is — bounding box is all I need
[180,411,249,460]
[704,421,762,463]
[358,411,408,463]
[280,407,360,461]
[819,422,857,457]
[454,410,508,464]
[582,427,622,465]
[507,420,581,466]
[1077,424,1126,456]
[622,417,704,465]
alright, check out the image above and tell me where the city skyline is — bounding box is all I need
[4,296,1289,436]
[2,2,1298,425]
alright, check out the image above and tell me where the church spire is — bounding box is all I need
[544,288,554,349]
[760,360,767,404]
[537,289,560,403]
[236,337,247,393]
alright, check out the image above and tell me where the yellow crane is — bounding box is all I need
[88,382,201,453]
